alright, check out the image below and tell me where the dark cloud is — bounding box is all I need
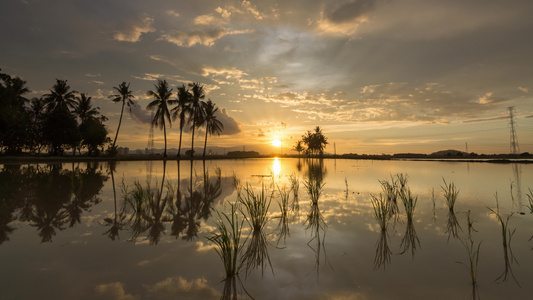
[130,101,152,125]
[324,0,379,24]
[216,108,241,135]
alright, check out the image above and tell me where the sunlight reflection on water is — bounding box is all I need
[0,158,532,300]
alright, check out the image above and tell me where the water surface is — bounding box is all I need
[1,158,532,299]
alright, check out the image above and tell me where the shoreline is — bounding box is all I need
[1,154,532,164]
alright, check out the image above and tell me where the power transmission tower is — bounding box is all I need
[508,106,520,155]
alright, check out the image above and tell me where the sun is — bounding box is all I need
[271,139,282,147]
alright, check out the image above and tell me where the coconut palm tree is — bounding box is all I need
[187,82,206,158]
[109,82,135,148]
[201,99,223,157]
[73,93,99,123]
[43,79,77,112]
[146,79,177,158]
[293,140,304,157]
[171,84,192,158]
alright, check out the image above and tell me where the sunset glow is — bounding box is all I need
[271,139,282,148]
[2,0,533,155]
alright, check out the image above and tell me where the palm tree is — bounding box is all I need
[201,99,223,157]
[171,84,192,158]
[293,140,304,157]
[43,79,77,112]
[146,79,177,158]
[73,93,99,123]
[187,82,206,158]
[109,82,135,148]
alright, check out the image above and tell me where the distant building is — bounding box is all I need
[117,147,129,155]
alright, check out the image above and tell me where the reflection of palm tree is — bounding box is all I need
[147,80,176,158]
[110,82,135,148]
[187,82,206,158]
[171,84,191,158]
[103,162,127,240]
[201,99,224,157]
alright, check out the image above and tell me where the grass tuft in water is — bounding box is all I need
[207,203,246,278]
[238,183,273,277]
[525,188,533,213]
[488,193,520,287]
[371,193,392,269]
[442,178,462,241]
[275,184,291,246]
[399,188,420,257]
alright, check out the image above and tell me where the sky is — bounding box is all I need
[2,0,533,155]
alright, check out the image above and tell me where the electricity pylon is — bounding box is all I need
[508,106,520,155]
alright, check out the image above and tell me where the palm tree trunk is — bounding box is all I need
[113,101,126,148]
[163,120,167,157]
[190,122,195,159]
[177,126,183,158]
[203,128,208,157]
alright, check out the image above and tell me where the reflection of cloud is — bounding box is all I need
[113,15,155,42]
[94,282,140,300]
[144,277,218,300]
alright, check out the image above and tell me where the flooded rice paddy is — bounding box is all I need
[1,158,532,299]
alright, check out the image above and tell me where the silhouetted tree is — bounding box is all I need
[43,108,81,155]
[0,71,31,153]
[187,82,206,158]
[73,93,99,123]
[171,84,192,158]
[43,79,77,112]
[28,97,46,153]
[302,126,328,157]
[146,80,177,158]
[109,82,134,149]
[293,140,304,157]
[201,99,223,157]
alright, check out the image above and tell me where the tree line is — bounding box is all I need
[0,70,223,157]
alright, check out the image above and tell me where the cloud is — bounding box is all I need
[316,0,378,35]
[202,66,247,80]
[94,282,140,300]
[217,108,242,135]
[160,28,253,47]
[130,101,152,125]
[144,277,218,299]
[166,10,180,17]
[113,15,155,42]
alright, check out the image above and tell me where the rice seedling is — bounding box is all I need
[371,193,392,269]
[457,237,482,300]
[378,176,400,220]
[207,203,246,278]
[488,193,520,287]
[396,173,408,194]
[304,177,327,241]
[304,177,325,206]
[465,210,478,240]
[399,189,420,258]
[442,178,461,241]
[525,188,533,213]
[288,174,300,214]
[238,183,274,276]
[275,185,291,246]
